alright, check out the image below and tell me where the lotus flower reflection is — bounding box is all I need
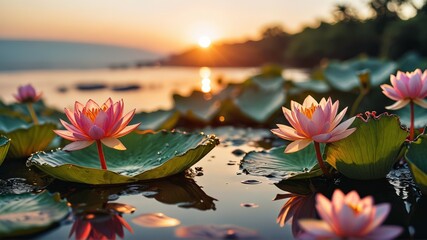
[381,69,427,140]
[298,189,403,240]
[54,98,140,170]
[14,84,42,124]
[271,95,356,175]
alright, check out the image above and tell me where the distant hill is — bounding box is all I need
[0,39,163,71]
[161,33,291,67]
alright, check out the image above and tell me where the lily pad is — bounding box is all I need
[173,91,221,123]
[0,115,57,158]
[234,85,286,123]
[394,104,427,129]
[28,131,219,185]
[324,59,397,91]
[325,113,408,180]
[291,80,330,94]
[397,52,427,72]
[0,191,69,238]
[0,136,10,166]
[405,134,427,194]
[241,143,323,180]
[250,76,284,91]
[131,110,180,131]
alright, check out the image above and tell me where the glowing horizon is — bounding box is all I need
[0,0,406,54]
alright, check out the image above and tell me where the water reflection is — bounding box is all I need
[69,209,133,240]
[274,180,317,238]
[47,173,217,211]
[199,67,212,93]
[132,213,180,228]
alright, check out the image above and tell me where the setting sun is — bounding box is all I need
[198,36,211,48]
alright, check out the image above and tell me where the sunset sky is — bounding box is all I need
[0,0,419,54]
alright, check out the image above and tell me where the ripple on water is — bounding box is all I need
[0,178,38,195]
[241,179,262,185]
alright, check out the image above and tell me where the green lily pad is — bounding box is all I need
[241,143,323,180]
[398,52,427,72]
[324,59,397,91]
[0,136,10,166]
[250,76,284,91]
[131,110,180,131]
[394,104,427,129]
[292,80,330,94]
[28,131,219,185]
[325,113,408,180]
[173,91,221,123]
[405,134,427,194]
[0,115,57,158]
[234,85,286,123]
[0,191,69,238]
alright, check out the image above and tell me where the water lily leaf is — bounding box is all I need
[234,85,286,123]
[325,113,408,180]
[250,76,284,91]
[0,191,69,238]
[0,136,10,166]
[173,91,221,123]
[131,110,180,131]
[394,104,427,129]
[398,52,427,72]
[405,134,427,194]
[324,59,397,91]
[292,80,330,93]
[241,143,323,180]
[0,115,57,158]
[28,131,219,185]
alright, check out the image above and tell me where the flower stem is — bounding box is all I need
[350,91,366,117]
[314,141,329,176]
[410,101,415,141]
[27,103,39,125]
[96,140,108,170]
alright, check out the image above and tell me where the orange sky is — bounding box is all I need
[0,0,411,54]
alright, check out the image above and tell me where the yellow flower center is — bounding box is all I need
[83,105,108,122]
[301,104,318,119]
[348,203,363,215]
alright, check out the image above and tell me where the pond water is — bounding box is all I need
[0,67,425,239]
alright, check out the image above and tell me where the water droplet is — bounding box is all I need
[142,191,158,197]
[241,179,261,185]
[231,149,245,156]
[240,203,259,208]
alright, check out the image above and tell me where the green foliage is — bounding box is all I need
[0,136,10,166]
[241,143,324,180]
[405,134,427,194]
[0,115,57,159]
[131,110,180,131]
[326,113,408,180]
[0,191,69,238]
[28,131,218,184]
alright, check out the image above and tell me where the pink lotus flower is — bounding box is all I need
[272,95,356,153]
[54,98,140,169]
[271,95,356,175]
[381,69,427,141]
[13,84,42,103]
[14,84,42,125]
[381,69,427,110]
[298,189,403,240]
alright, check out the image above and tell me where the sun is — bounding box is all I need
[198,36,211,48]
